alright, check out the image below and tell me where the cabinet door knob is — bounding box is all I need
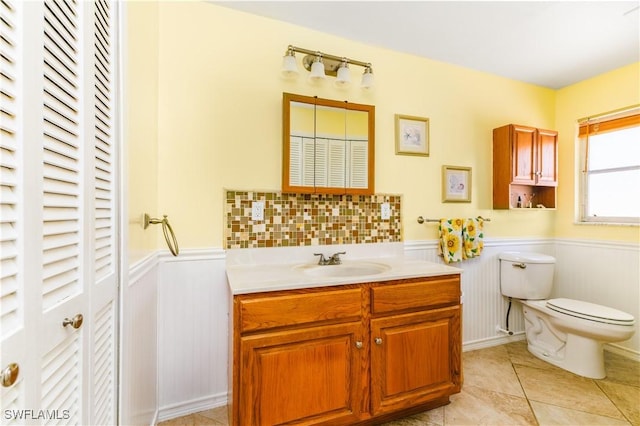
[375,337,383,345]
[62,314,83,329]
[1,363,19,387]
[355,341,363,349]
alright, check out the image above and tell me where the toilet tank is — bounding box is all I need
[499,251,555,300]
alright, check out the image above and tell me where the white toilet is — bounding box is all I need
[499,251,635,379]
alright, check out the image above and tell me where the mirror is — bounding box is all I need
[283,93,375,194]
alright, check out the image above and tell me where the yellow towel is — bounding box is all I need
[462,217,484,259]
[439,217,485,263]
[439,218,464,264]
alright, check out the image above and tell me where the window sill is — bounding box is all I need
[575,220,639,227]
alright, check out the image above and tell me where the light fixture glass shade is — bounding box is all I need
[335,61,351,88]
[281,52,299,79]
[308,57,326,82]
[361,66,374,90]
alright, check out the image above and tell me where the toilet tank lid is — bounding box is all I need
[499,251,555,263]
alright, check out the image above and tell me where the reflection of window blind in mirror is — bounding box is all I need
[328,140,346,187]
[303,138,315,187]
[289,136,302,186]
[289,136,316,187]
[315,138,328,187]
[348,140,368,188]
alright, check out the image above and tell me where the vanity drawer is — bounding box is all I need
[237,287,362,333]
[371,276,460,315]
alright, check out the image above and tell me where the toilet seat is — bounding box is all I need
[547,298,635,326]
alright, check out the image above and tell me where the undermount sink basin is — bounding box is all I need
[295,261,391,278]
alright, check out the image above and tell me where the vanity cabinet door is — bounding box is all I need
[238,321,367,426]
[370,305,462,416]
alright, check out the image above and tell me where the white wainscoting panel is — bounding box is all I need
[152,238,639,422]
[157,249,229,422]
[554,239,639,358]
[405,239,555,350]
[121,254,159,426]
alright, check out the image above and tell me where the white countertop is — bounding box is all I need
[226,243,462,295]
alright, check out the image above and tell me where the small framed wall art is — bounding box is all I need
[442,165,472,203]
[395,114,429,156]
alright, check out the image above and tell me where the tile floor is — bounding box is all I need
[158,341,639,425]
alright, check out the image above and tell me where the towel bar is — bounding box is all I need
[417,216,491,224]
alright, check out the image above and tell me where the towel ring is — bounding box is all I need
[144,213,179,256]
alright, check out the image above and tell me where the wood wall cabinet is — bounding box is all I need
[493,124,558,209]
[230,275,462,425]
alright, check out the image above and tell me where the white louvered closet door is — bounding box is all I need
[0,1,118,425]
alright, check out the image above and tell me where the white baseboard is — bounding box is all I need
[149,410,158,426]
[605,343,640,362]
[463,332,526,352]
[157,392,228,423]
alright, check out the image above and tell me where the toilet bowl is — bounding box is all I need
[499,252,635,379]
[520,298,634,378]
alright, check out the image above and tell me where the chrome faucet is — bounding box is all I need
[314,251,346,265]
[329,251,346,265]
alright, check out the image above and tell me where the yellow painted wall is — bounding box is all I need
[123,1,160,263]
[127,2,636,251]
[555,62,640,242]
[148,2,559,249]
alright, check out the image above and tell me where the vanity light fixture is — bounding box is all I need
[335,59,351,88]
[308,53,326,83]
[281,46,299,79]
[281,45,374,90]
[361,65,374,90]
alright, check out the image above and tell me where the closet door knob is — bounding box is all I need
[62,314,83,329]
[1,363,19,387]
[355,341,363,349]
[375,337,383,345]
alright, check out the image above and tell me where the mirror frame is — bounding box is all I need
[282,92,375,195]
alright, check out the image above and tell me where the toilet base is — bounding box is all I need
[526,333,605,379]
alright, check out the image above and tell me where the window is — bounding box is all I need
[578,107,640,224]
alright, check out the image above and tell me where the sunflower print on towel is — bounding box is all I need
[439,218,464,264]
[463,217,484,259]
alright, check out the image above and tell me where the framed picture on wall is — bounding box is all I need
[395,114,429,156]
[442,165,471,202]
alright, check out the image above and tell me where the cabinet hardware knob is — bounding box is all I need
[62,314,84,329]
[1,363,19,387]
[355,341,363,349]
[375,337,383,345]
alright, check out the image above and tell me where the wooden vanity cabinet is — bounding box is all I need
[370,277,462,416]
[493,124,558,209]
[230,275,462,425]
[232,286,367,426]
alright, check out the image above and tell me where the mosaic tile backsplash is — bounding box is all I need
[225,191,402,249]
